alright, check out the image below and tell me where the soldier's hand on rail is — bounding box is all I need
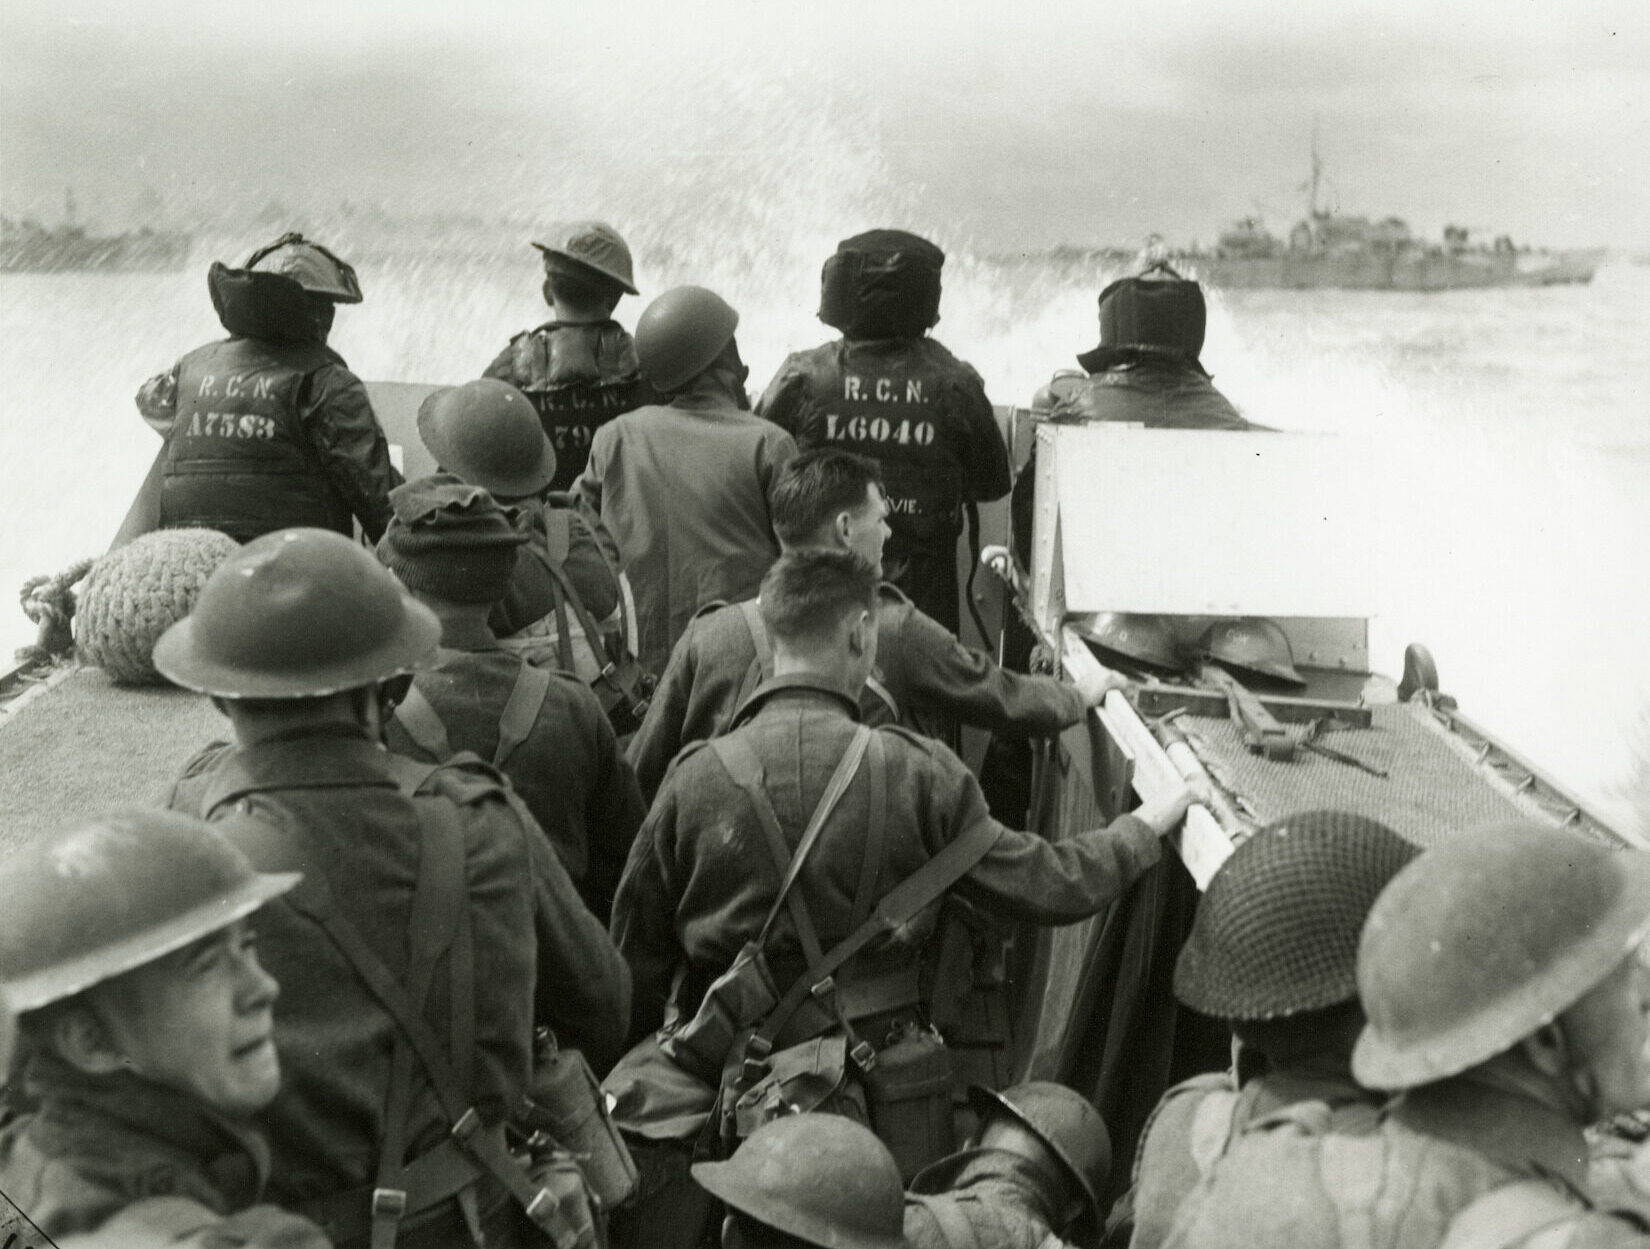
[1182,770,1215,810]
[1074,662,1130,708]
[1133,781,1196,836]
[979,544,1026,597]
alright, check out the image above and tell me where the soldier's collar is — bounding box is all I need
[729,672,863,730]
[202,727,397,815]
[1393,1069,1589,1191]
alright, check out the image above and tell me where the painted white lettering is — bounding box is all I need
[869,416,890,441]
[914,422,935,446]
[825,414,843,440]
[225,374,244,398]
[197,375,216,399]
[252,376,275,400]
[875,378,893,401]
[906,380,925,403]
[844,376,863,400]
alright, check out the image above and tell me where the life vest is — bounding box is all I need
[160,338,352,541]
[789,340,979,551]
[498,321,647,491]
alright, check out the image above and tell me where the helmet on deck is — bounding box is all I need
[417,378,557,500]
[0,809,299,1014]
[1175,810,1421,1021]
[531,220,639,296]
[634,285,739,392]
[1354,821,1650,1091]
[1080,612,1182,674]
[1200,616,1305,687]
[692,1115,907,1249]
[153,528,440,699]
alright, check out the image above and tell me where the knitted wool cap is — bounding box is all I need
[377,474,529,605]
[1174,809,1421,1021]
[75,528,241,685]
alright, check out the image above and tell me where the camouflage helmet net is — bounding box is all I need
[1174,809,1422,1021]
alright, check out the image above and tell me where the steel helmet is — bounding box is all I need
[1079,612,1181,673]
[634,285,739,392]
[956,1083,1110,1237]
[1353,821,1650,1092]
[531,220,639,295]
[153,528,441,699]
[1200,616,1305,687]
[244,232,363,303]
[0,809,299,1015]
[1175,810,1421,1021]
[416,379,557,499]
[691,1114,906,1249]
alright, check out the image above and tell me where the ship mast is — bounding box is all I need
[1308,119,1322,220]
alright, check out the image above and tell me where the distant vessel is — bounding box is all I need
[1,191,190,274]
[1184,140,1602,291]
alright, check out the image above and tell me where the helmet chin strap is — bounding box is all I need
[1551,1017,1605,1122]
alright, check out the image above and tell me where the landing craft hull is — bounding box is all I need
[1185,247,1603,291]
[1,402,1634,1200]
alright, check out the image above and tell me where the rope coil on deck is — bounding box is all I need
[17,558,95,667]
[72,528,240,685]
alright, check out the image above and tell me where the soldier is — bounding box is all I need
[605,549,1194,1247]
[483,221,654,492]
[575,284,797,676]
[1161,821,1650,1249]
[1113,811,1419,1249]
[137,232,400,543]
[905,1082,1109,1249]
[376,473,646,921]
[693,1115,910,1249]
[156,527,630,1248]
[628,448,1123,802]
[416,378,625,648]
[1040,263,1251,431]
[758,230,1009,634]
[0,809,329,1248]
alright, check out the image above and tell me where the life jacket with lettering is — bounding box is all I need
[782,338,980,551]
[160,337,352,542]
[491,321,650,491]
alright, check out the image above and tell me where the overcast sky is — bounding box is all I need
[3,0,1646,252]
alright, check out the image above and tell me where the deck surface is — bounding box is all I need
[0,665,225,854]
[1180,701,1528,845]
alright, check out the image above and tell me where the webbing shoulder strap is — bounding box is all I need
[527,545,614,668]
[733,599,772,715]
[394,686,455,761]
[754,801,1006,1055]
[711,725,873,953]
[1186,1089,1243,1178]
[1438,1180,1586,1249]
[543,506,573,564]
[495,662,553,769]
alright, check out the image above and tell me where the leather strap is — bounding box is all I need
[848,733,887,932]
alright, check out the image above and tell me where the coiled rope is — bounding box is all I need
[17,558,94,667]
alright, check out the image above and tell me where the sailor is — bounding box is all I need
[604,549,1194,1249]
[0,809,329,1248]
[1113,810,1419,1249]
[1042,263,1251,430]
[136,232,400,543]
[575,284,796,677]
[628,447,1124,802]
[155,527,630,1248]
[376,474,646,922]
[757,230,1009,635]
[1160,821,1650,1249]
[905,1082,1110,1249]
[483,221,655,492]
[692,1115,911,1249]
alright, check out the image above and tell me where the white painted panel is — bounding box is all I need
[1049,424,1381,618]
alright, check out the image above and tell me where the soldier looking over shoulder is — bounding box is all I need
[137,232,399,543]
[157,528,629,1249]
[482,220,655,492]
[758,230,1009,635]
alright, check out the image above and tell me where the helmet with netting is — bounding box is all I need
[1175,809,1421,1020]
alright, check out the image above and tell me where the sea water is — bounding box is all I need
[2,251,1647,835]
